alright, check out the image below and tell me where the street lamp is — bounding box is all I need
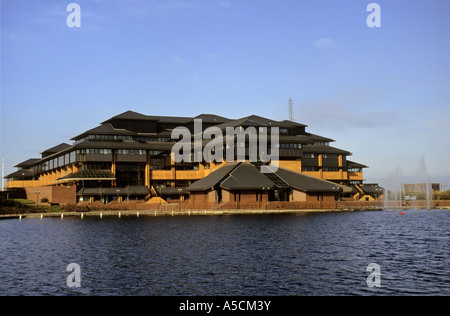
[35,190,41,205]
[116,189,121,203]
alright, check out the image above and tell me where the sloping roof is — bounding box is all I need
[359,184,384,195]
[347,160,368,169]
[4,169,35,179]
[220,163,276,191]
[14,158,41,168]
[71,123,137,140]
[303,145,351,155]
[279,120,308,128]
[214,118,266,131]
[187,162,343,193]
[102,111,153,123]
[41,143,72,156]
[194,114,230,124]
[186,162,240,191]
[304,133,335,143]
[55,170,116,182]
[273,167,342,193]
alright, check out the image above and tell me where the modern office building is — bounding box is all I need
[5,111,370,204]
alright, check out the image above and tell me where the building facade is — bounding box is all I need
[5,111,370,204]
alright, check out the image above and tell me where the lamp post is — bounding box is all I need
[35,190,40,205]
[178,188,183,211]
[116,189,121,203]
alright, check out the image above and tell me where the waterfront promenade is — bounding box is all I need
[5,205,449,220]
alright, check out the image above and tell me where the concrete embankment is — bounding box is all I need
[21,208,384,219]
[7,206,449,220]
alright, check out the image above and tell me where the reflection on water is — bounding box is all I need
[0,210,449,296]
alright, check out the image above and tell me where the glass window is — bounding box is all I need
[302,166,318,172]
[59,156,64,167]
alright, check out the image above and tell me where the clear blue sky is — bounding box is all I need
[1,0,449,187]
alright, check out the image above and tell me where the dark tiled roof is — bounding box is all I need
[186,162,240,191]
[187,162,342,193]
[279,120,308,128]
[194,114,230,123]
[56,170,116,182]
[304,133,335,143]
[303,145,351,155]
[41,143,72,156]
[4,169,35,179]
[273,167,342,193]
[347,160,368,168]
[14,158,41,168]
[72,123,137,140]
[220,163,276,191]
[359,184,384,195]
[102,111,153,122]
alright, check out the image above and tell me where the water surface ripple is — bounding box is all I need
[0,210,448,296]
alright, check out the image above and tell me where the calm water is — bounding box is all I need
[0,210,448,296]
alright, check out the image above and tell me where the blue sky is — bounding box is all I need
[1,0,450,188]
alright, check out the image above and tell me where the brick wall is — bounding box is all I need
[25,186,76,205]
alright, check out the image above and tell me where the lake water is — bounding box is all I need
[0,210,448,296]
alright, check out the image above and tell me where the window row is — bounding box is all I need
[276,143,302,149]
[76,149,113,155]
[117,149,146,155]
[84,134,172,143]
[301,167,341,172]
[314,142,330,146]
[303,153,339,158]
[41,151,77,171]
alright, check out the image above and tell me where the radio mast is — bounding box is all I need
[1,157,4,191]
[289,98,294,121]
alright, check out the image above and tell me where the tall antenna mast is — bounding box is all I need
[289,98,294,121]
[1,157,4,191]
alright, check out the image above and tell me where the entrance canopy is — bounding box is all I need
[55,170,116,183]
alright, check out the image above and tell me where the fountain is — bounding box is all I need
[417,157,432,210]
[384,165,404,211]
[383,158,434,211]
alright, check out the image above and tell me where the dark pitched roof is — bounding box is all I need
[279,120,308,128]
[187,162,343,193]
[220,163,276,191]
[102,111,152,123]
[273,167,342,193]
[214,118,266,131]
[71,123,137,140]
[186,162,240,191]
[304,133,335,143]
[347,160,368,169]
[14,158,40,168]
[303,144,351,156]
[359,184,384,195]
[194,114,230,124]
[4,169,35,179]
[41,143,72,157]
[56,170,116,182]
